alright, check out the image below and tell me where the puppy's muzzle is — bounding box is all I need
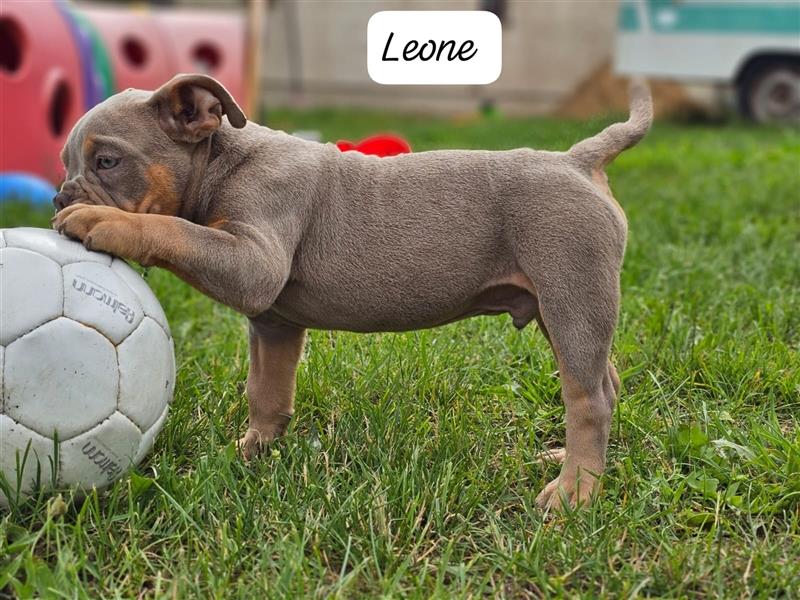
[53,191,73,211]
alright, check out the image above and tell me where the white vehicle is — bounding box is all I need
[0,228,175,506]
[615,0,800,123]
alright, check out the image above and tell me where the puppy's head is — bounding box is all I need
[54,74,246,215]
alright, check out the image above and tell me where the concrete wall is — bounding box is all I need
[261,0,619,115]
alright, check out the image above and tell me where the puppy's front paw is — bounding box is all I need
[237,428,269,460]
[53,204,138,257]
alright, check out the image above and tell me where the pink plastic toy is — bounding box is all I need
[80,6,176,93]
[154,11,245,106]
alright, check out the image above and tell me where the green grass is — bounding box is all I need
[1,109,799,598]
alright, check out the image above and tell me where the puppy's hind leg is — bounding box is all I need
[522,259,622,511]
[237,313,306,459]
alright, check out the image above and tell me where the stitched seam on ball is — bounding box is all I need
[115,411,139,433]
[6,314,62,347]
[1,257,64,345]
[60,271,66,492]
[120,412,147,467]
[0,345,4,413]
[24,320,119,441]
[112,259,157,333]
[115,343,122,416]
[66,412,115,443]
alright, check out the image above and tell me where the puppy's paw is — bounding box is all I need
[237,428,269,461]
[533,447,567,465]
[53,204,138,257]
[535,470,599,512]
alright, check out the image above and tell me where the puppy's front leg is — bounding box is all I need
[238,316,306,459]
[53,204,289,317]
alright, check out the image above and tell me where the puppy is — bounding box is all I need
[53,74,652,510]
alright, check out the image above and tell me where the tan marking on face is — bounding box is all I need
[79,135,96,174]
[138,165,180,215]
[82,135,96,157]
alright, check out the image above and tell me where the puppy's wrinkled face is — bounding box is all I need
[54,74,246,216]
[56,91,186,215]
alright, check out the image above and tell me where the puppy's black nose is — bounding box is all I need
[53,192,71,211]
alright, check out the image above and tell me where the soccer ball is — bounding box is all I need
[0,227,175,507]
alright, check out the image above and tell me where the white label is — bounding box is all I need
[367,11,502,85]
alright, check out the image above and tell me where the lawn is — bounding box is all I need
[1,109,799,598]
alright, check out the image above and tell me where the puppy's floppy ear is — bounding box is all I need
[149,73,247,143]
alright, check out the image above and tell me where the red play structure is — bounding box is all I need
[0,1,247,188]
[1,0,411,200]
[1,1,86,183]
[80,6,176,94]
[155,11,245,106]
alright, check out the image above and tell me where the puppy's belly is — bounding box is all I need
[269,272,539,333]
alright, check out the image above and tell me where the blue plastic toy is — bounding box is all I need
[0,172,57,205]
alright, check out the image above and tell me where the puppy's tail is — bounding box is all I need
[568,78,653,170]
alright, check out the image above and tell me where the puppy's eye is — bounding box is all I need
[96,156,120,170]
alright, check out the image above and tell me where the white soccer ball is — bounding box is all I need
[0,227,175,507]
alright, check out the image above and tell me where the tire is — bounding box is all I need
[738,60,800,125]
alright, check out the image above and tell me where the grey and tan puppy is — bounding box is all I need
[52,74,652,510]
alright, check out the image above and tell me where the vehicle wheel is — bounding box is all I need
[738,62,800,124]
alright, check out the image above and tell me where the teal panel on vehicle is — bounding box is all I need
[644,1,800,36]
[618,1,640,32]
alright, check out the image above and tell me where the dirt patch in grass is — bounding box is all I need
[557,61,704,119]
